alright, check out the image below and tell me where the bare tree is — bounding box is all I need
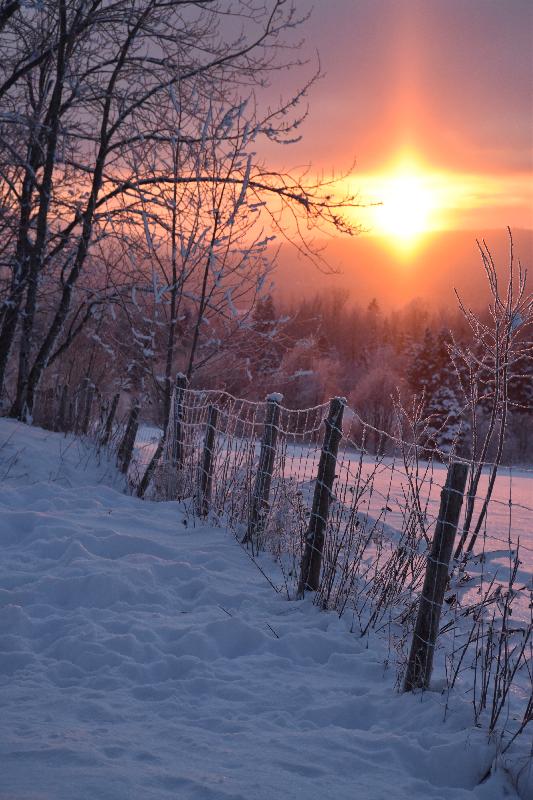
[0,0,359,419]
[452,230,532,557]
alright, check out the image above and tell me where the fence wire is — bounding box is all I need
[32,382,533,757]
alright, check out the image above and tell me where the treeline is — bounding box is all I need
[211,290,532,463]
[26,276,531,462]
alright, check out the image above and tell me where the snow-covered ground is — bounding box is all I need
[132,424,533,575]
[0,419,530,799]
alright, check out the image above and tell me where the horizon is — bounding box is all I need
[271,227,532,311]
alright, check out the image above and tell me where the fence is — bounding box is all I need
[32,377,533,757]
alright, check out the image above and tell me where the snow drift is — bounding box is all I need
[0,419,529,799]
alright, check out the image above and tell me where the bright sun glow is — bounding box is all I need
[350,155,449,252]
[373,170,434,245]
[347,155,533,254]
[363,156,443,252]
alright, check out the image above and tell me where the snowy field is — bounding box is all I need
[0,419,531,799]
[132,423,533,620]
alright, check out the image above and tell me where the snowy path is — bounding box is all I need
[0,421,523,800]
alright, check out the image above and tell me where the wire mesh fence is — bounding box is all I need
[31,379,532,758]
[151,385,533,759]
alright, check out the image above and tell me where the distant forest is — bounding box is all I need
[29,286,532,465]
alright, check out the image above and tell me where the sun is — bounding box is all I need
[346,155,458,251]
[375,173,432,240]
[353,156,443,251]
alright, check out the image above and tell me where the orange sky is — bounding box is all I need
[260,0,533,306]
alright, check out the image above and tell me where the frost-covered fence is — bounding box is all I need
[135,384,532,752]
[136,384,531,608]
[30,379,532,751]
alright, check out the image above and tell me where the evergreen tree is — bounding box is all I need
[252,295,277,336]
[250,295,283,378]
[407,328,466,453]
[407,328,438,397]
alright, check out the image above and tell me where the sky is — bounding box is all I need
[262,0,533,307]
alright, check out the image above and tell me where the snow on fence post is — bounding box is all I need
[298,396,346,597]
[55,384,68,432]
[81,381,95,436]
[403,461,469,692]
[197,403,218,516]
[173,373,188,470]
[117,399,140,475]
[242,393,282,546]
[101,392,120,446]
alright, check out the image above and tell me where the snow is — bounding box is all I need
[0,419,529,800]
[266,392,283,403]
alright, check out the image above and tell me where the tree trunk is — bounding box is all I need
[10,1,68,419]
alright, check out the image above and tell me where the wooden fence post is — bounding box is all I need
[101,392,120,446]
[137,374,187,498]
[66,396,75,433]
[81,381,95,435]
[172,373,188,470]
[197,404,218,516]
[72,378,87,436]
[403,461,469,692]
[242,393,282,545]
[137,437,164,498]
[298,397,346,596]
[55,384,68,432]
[117,399,140,475]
